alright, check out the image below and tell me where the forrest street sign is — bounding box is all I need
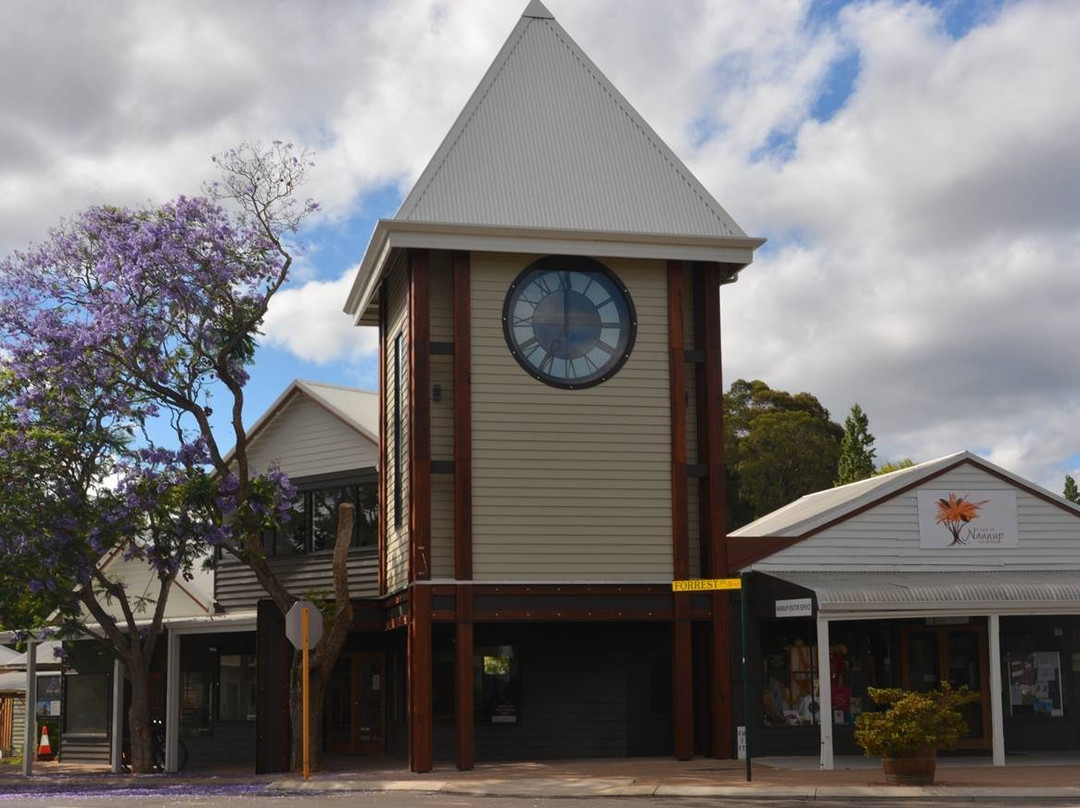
[671,578,742,592]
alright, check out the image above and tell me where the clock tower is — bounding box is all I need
[346,0,763,772]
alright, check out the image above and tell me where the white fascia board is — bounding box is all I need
[345,219,766,321]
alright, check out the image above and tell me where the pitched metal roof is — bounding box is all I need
[396,1,748,238]
[729,450,1080,539]
[345,1,764,319]
[768,570,1080,616]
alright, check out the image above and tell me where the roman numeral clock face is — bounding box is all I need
[503,256,637,389]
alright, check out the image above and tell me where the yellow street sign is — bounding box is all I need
[672,578,742,592]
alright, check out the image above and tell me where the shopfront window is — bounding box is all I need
[180,669,213,738]
[36,675,61,719]
[1003,625,1066,718]
[761,621,818,726]
[219,655,257,722]
[762,619,893,728]
[65,673,109,735]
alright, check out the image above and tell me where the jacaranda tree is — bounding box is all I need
[0,143,352,772]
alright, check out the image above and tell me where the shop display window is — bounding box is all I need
[761,621,819,726]
[827,622,890,726]
[65,673,109,735]
[219,655,257,722]
[762,619,892,728]
[1007,650,1064,717]
[180,668,213,737]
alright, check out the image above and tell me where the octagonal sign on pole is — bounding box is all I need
[285,601,324,650]
[285,601,323,780]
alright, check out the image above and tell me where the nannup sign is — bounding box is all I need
[916,490,1019,549]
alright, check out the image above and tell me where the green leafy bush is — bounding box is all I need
[854,683,980,757]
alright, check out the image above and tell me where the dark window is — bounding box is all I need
[64,673,109,735]
[475,645,520,724]
[262,481,377,556]
[218,654,257,722]
[393,332,404,529]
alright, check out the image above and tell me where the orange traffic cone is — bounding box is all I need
[37,724,53,760]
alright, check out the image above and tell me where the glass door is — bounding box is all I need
[325,652,386,754]
[901,624,990,750]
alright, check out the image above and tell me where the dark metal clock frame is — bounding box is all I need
[501,255,638,390]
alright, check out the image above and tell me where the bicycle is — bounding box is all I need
[119,718,188,773]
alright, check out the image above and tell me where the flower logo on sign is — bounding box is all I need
[934,492,990,546]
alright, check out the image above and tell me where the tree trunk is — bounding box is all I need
[288,658,330,771]
[125,654,155,773]
[288,502,355,772]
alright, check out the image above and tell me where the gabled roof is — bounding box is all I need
[345,0,763,320]
[224,379,378,465]
[397,1,748,238]
[731,450,1080,541]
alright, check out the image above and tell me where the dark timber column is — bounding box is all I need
[378,280,389,596]
[453,249,475,770]
[695,261,732,759]
[455,587,474,770]
[668,260,694,760]
[408,584,433,772]
[410,249,432,582]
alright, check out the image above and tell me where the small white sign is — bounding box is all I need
[917,490,1019,549]
[775,598,813,618]
[737,725,746,760]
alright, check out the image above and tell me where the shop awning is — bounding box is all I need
[763,570,1080,617]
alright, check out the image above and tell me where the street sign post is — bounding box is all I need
[285,601,323,780]
[671,577,751,779]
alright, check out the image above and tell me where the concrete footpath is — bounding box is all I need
[4,754,1080,800]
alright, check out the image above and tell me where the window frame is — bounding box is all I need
[260,469,378,557]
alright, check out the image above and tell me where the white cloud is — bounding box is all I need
[261,268,377,363]
[2,0,1080,493]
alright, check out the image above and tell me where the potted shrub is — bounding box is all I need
[854,683,979,785]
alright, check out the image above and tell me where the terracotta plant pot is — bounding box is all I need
[881,747,937,785]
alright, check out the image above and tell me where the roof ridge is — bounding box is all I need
[297,379,377,395]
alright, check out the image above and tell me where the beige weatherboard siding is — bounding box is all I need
[428,253,455,579]
[384,264,411,593]
[747,464,1080,573]
[470,252,673,581]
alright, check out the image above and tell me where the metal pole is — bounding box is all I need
[741,573,751,782]
[302,607,310,781]
[22,639,37,777]
[110,658,124,772]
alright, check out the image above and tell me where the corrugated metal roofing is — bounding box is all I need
[768,570,1080,615]
[729,450,1080,539]
[394,3,747,238]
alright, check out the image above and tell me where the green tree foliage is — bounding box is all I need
[877,458,916,475]
[1064,474,1080,505]
[724,379,843,528]
[835,403,877,485]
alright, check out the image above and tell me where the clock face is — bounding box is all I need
[503,256,637,389]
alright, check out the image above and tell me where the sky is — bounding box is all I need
[2,0,1079,493]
